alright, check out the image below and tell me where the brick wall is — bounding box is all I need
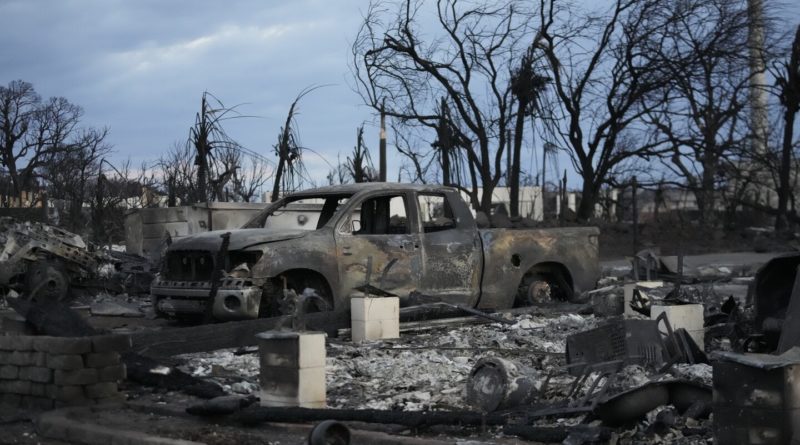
[0,334,130,410]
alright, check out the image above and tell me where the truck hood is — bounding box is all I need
[168,228,309,252]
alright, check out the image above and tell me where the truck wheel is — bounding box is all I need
[259,278,332,318]
[515,274,550,306]
[25,260,70,302]
[515,272,571,306]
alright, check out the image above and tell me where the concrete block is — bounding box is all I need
[260,365,326,408]
[30,382,47,397]
[32,337,92,354]
[19,366,53,383]
[20,395,54,410]
[54,368,98,386]
[0,393,21,407]
[7,351,38,366]
[47,384,85,402]
[0,379,31,394]
[84,382,118,399]
[84,352,121,368]
[0,334,33,351]
[97,364,126,382]
[350,296,399,322]
[651,304,705,348]
[32,352,47,367]
[46,354,85,370]
[351,319,400,342]
[256,331,326,369]
[0,365,19,379]
[91,335,132,353]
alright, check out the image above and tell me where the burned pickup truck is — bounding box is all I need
[151,183,599,320]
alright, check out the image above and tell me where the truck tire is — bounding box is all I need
[515,271,572,306]
[25,260,70,302]
[515,274,550,306]
[259,277,332,318]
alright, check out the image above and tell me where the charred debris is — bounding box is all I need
[1,219,800,444]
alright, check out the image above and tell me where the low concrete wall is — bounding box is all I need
[0,333,129,410]
[125,202,268,262]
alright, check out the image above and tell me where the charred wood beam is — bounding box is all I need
[235,406,511,428]
[129,310,350,357]
[502,425,613,443]
[122,352,224,399]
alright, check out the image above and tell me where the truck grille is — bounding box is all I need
[164,251,215,281]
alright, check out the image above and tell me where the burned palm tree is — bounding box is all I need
[188,92,243,203]
[509,45,549,218]
[270,86,324,202]
[347,126,376,183]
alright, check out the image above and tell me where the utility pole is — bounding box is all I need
[748,0,769,155]
[379,100,387,182]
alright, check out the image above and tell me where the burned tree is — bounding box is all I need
[535,0,673,221]
[326,127,377,185]
[271,87,317,202]
[188,92,243,204]
[230,154,271,203]
[347,126,377,183]
[774,25,800,230]
[641,0,752,224]
[510,47,548,218]
[0,80,84,204]
[42,128,111,231]
[158,142,197,207]
[353,0,537,213]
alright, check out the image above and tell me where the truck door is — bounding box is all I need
[416,192,483,306]
[334,193,422,299]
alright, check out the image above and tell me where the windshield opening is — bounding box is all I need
[243,194,352,230]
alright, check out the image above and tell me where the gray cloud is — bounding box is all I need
[0,0,390,183]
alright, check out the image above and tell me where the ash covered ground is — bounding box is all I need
[175,310,713,443]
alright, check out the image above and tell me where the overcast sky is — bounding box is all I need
[0,0,393,188]
[3,1,798,196]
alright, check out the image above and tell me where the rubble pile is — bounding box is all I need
[0,218,154,306]
[176,312,709,412]
[177,313,599,411]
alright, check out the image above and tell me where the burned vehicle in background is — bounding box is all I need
[151,183,600,320]
[0,218,155,301]
[0,218,98,301]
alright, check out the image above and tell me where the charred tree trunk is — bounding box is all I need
[776,26,800,232]
[576,165,597,222]
[438,98,452,186]
[511,105,526,218]
[270,106,294,203]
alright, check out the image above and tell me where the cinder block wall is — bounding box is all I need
[0,334,130,410]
